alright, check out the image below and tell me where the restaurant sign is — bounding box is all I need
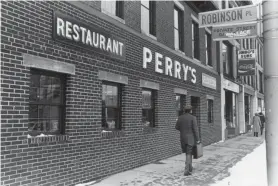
[212,22,257,41]
[199,5,257,28]
[53,11,126,61]
[202,73,217,90]
[238,49,256,76]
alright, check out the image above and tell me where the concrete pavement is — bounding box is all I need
[83,133,264,186]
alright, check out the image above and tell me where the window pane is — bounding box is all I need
[30,74,40,87]
[102,84,118,107]
[142,109,153,126]
[38,105,50,120]
[142,90,152,109]
[174,9,179,29]
[176,95,181,110]
[174,29,179,50]
[141,6,150,34]
[29,105,38,119]
[30,87,39,101]
[50,106,59,119]
[103,107,119,129]
[49,119,59,132]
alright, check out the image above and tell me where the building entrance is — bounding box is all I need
[191,96,201,140]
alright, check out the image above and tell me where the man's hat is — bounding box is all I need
[184,105,192,110]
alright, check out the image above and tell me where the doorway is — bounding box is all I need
[191,96,201,140]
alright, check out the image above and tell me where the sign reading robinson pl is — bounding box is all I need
[212,22,257,40]
[199,5,257,28]
[53,11,125,60]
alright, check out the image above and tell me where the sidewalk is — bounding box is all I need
[78,133,264,186]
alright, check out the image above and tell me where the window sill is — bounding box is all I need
[101,9,125,24]
[141,31,157,41]
[175,48,185,55]
[193,58,201,63]
[101,129,124,138]
[207,64,214,69]
[25,134,69,144]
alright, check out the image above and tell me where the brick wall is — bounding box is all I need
[1,1,221,186]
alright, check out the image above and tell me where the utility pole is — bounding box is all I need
[262,1,278,186]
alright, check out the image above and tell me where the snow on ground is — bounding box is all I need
[211,141,267,186]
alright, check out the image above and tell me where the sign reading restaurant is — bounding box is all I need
[212,22,257,41]
[53,11,126,60]
[199,5,257,28]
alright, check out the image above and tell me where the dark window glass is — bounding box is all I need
[142,89,155,127]
[174,6,184,51]
[149,1,156,36]
[222,42,233,78]
[28,69,66,136]
[102,82,122,129]
[192,21,200,59]
[206,32,212,66]
[222,0,226,9]
[176,95,185,117]
[207,99,214,123]
[116,1,124,19]
[259,71,263,93]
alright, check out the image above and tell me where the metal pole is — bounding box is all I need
[262,1,278,186]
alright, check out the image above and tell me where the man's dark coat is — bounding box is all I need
[175,113,200,148]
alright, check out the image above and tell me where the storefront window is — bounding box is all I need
[142,89,155,127]
[207,99,214,123]
[222,42,233,78]
[102,82,122,129]
[176,94,185,117]
[28,69,66,136]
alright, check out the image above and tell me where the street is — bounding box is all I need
[76,133,265,186]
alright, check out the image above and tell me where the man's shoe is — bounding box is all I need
[184,171,192,176]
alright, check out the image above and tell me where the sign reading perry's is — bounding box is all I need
[143,47,197,84]
[53,11,125,60]
[199,5,257,28]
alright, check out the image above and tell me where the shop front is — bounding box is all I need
[222,79,240,138]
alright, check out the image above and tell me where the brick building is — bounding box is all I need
[1,1,221,185]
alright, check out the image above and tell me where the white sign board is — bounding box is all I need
[199,5,258,28]
[238,49,256,60]
[223,79,239,93]
[202,73,217,90]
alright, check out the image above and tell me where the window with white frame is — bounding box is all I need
[192,20,200,59]
[174,6,184,51]
[205,31,212,66]
[102,0,124,20]
[141,0,156,37]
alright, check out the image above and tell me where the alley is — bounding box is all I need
[82,133,264,186]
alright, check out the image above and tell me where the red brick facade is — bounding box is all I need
[1,1,221,185]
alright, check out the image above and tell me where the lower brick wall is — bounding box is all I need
[1,1,222,186]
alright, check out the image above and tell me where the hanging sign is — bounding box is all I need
[238,59,255,76]
[199,5,258,28]
[238,49,256,60]
[238,49,256,76]
[53,11,126,61]
[212,22,257,40]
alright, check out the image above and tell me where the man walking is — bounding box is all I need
[258,112,265,135]
[175,105,200,176]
